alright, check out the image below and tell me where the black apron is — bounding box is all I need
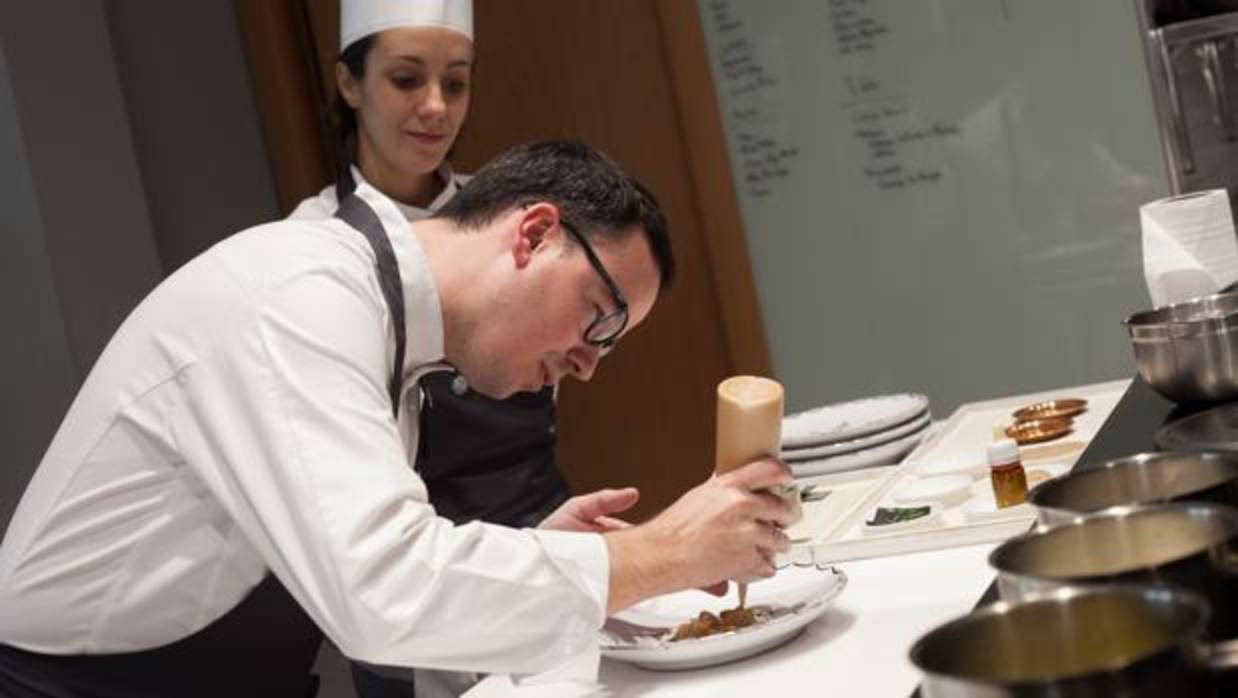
[418,377,569,529]
[0,192,406,698]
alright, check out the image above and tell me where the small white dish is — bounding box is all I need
[891,475,972,507]
[860,503,942,535]
[960,490,1033,523]
[782,393,930,448]
[909,451,988,479]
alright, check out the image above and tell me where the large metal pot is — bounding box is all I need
[1028,452,1238,526]
[912,585,1238,697]
[1123,291,1238,403]
[989,502,1238,639]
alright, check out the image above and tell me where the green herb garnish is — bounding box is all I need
[866,505,931,526]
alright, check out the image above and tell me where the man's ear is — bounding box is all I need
[336,62,362,109]
[511,202,561,268]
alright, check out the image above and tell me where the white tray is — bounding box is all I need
[780,379,1131,565]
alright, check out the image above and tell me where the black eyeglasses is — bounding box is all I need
[558,218,629,349]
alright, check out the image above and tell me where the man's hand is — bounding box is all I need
[603,459,795,614]
[539,487,640,533]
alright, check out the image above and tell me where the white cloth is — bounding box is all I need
[341,0,473,49]
[463,647,605,698]
[0,180,609,675]
[1140,189,1238,306]
[289,164,467,223]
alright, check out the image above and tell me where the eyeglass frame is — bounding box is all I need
[557,217,629,349]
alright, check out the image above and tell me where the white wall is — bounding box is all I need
[105,0,281,272]
[0,1,164,531]
[0,39,81,535]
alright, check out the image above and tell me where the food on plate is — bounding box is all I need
[670,607,763,641]
[865,505,932,526]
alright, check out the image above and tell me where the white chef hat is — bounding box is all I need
[340,0,473,51]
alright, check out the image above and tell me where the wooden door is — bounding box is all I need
[237,0,769,520]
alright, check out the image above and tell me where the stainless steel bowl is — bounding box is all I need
[1028,452,1238,526]
[1124,291,1238,403]
[990,502,1238,640]
[912,585,1220,697]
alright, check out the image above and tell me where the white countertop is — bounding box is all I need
[598,542,998,697]
[469,382,1130,698]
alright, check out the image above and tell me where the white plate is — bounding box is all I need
[781,412,932,460]
[788,422,930,477]
[782,393,929,449]
[599,565,847,671]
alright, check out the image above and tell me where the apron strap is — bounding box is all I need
[335,192,408,419]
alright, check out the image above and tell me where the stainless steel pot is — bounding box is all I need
[989,502,1238,640]
[912,585,1238,697]
[1123,291,1238,403]
[1028,452,1238,526]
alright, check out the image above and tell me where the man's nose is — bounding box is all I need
[568,345,602,382]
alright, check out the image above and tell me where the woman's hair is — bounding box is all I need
[436,141,676,292]
[330,36,376,182]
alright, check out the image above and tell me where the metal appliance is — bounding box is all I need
[1138,1,1238,214]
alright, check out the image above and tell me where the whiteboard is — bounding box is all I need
[698,0,1169,413]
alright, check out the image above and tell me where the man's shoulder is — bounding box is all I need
[206,217,371,285]
[287,184,338,221]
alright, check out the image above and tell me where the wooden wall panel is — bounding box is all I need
[454,0,764,519]
[235,0,333,212]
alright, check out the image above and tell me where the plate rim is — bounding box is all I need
[782,410,932,460]
[782,393,930,448]
[787,422,930,477]
[599,564,848,662]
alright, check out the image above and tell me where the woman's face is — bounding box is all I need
[339,27,473,181]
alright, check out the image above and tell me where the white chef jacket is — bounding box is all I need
[289,163,468,223]
[0,179,609,674]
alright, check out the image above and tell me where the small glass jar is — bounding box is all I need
[987,438,1028,509]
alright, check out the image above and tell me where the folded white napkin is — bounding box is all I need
[1141,189,1238,306]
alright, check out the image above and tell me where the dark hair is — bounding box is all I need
[330,36,376,182]
[436,141,675,291]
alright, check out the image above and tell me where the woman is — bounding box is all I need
[293,0,575,531]
[290,1,471,219]
[292,2,584,696]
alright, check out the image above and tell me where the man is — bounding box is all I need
[0,141,793,697]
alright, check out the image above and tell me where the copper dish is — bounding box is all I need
[1011,398,1088,423]
[1005,417,1073,445]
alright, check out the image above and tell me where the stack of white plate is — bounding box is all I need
[781,393,931,477]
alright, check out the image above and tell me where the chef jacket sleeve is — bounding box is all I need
[168,256,609,674]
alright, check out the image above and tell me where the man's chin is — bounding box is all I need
[463,377,517,401]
